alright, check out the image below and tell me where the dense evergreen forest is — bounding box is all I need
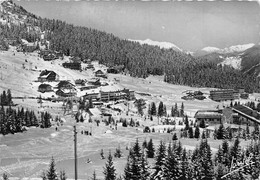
[0,0,259,92]
[0,90,52,135]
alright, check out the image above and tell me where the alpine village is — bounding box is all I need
[1,0,260,180]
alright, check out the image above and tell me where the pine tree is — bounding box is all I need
[180,148,189,180]
[163,105,167,117]
[152,140,166,179]
[171,106,174,117]
[180,102,184,117]
[188,127,193,138]
[91,170,97,180]
[163,143,180,179]
[103,151,117,180]
[151,102,156,116]
[142,139,147,149]
[230,137,241,164]
[46,157,58,180]
[173,103,178,117]
[147,104,151,115]
[140,150,150,180]
[194,125,200,139]
[130,139,142,179]
[215,163,228,180]
[59,170,67,180]
[147,138,155,158]
[89,97,93,108]
[246,123,250,139]
[123,156,132,180]
[217,123,225,139]
[172,133,178,141]
[7,89,12,106]
[100,149,105,159]
[80,115,84,122]
[222,140,230,167]
[199,119,206,128]
[114,145,122,158]
[199,140,214,180]
[184,115,189,130]
[158,101,164,117]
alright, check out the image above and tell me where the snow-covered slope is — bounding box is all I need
[129,39,182,52]
[219,56,242,70]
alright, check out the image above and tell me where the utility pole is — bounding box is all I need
[74,125,78,180]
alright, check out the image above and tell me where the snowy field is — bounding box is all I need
[0,48,257,179]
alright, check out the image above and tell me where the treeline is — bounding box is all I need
[148,101,185,118]
[104,137,260,180]
[0,89,13,106]
[0,106,52,135]
[164,61,259,93]
[1,1,260,92]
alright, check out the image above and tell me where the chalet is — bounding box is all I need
[194,110,223,125]
[56,81,75,89]
[87,78,101,86]
[62,62,81,70]
[38,70,59,82]
[40,50,63,61]
[43,54,57,61]
[95,70,107,78]
[209,89,235,102]
[38,84,52,93]
[75,79,85,86]
[107,65,124,74]
[86,64,94,69]
[56,88,77,97]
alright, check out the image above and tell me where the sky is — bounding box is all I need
[14,0,260,51]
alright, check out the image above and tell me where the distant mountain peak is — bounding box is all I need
[201,47,220,53]
[195,43,255,57]
[129,38,182,52]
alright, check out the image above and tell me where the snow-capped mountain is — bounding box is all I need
[129,39,182,52]
[195,43,255,57]
[0,0,37,25]
[221,43,255,54]
[201,47,221,53]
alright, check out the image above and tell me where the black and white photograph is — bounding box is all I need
[0,0,260,179]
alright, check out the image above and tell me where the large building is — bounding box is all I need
[209,89,235,101]
[38,70,59,82]
[194,110,223,125]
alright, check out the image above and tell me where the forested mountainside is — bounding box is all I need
[0,0,260,92]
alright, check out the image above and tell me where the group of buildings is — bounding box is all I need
[37,68,135,104]
[194,104,260,127]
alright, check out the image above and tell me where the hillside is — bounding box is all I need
[0,0,260,93]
